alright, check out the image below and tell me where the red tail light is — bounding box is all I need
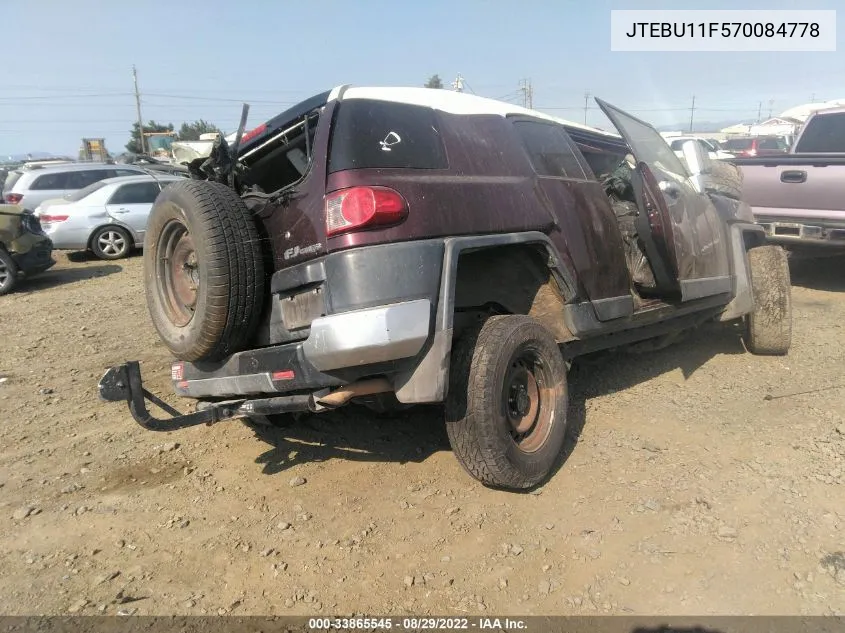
[325,186,408,237]
[39,214,69,223]
[4,193,22,204]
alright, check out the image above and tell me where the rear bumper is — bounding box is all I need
[756,216,845,246]
[11,239,55,276]
[174,299,432,399]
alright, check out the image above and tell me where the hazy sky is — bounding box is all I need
[1,0,842,155]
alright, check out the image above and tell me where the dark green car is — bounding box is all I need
[0,204,55,295]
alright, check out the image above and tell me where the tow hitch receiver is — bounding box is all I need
[98,361,312,432]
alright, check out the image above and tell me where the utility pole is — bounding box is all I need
[688,95,696,133]
[451,73,464,92]
[756,101,762,123]
[584,92,590,125]
[810,93,816,102]
[767,99,774,119]
[519,79,534,109]
[132,65,146,155]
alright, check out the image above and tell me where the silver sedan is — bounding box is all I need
[34,174,183,260]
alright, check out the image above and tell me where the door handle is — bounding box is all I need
[112,208,130,214]
[781,170,807,184]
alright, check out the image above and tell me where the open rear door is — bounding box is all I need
[595,98,730,302]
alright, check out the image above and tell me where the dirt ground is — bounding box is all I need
[0,250,843,617]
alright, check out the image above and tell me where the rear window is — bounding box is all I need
[65,180,109,202]
[723,138,754,150]
[794,113,845,152]
[758,137,787,151]
[4,170,22,192]
[328,99,448,173]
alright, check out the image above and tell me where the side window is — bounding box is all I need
[30,172,70,190]
[328,99,448,172]
[108,182,161,205]
[513,121,588,180]
[66,169,110,189]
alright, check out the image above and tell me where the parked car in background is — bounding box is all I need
[0,204,54,295]
[3,163,148,212]
[36,174,182,260]
[722,136,789,157]
[668,136,735,160]
[733,107,845,249]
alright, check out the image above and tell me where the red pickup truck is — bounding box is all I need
[733,107,845,248]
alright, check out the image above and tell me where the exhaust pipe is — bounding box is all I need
[314,378,393,408]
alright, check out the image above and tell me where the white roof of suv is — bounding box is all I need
[331,86,622,138]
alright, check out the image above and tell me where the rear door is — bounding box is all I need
[24,171,74,211]
[595,98,731,301]
[105,181,162,239]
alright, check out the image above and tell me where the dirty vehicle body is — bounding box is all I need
[0,204,54,295]
[99,87,791,489]
[735,108,845,250]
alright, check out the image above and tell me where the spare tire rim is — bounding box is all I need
[156,219,198,328]
[503,345,555,454]
[0,258,10,289]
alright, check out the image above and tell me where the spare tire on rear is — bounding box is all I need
[144,180,265,362]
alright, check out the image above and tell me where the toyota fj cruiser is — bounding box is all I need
[98,86,792,490]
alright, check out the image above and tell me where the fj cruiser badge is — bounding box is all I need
[284,243,322,260]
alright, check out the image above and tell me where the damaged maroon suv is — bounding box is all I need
[98,86,792,490]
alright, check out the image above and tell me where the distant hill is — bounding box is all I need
[2,152,61,162]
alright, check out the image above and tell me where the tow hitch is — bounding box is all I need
[98,362,395,432]
[98,361,312,432]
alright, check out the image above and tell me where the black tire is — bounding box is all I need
[90,225,133,260]
[744,244,792,355]
[445,315,569,490]
[0,248,19,296]
[144,180,265,362]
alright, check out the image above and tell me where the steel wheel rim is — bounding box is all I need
[156,219,198,327]
[98,230,127,257]
[502,345,555,454]
[0,259,9,289]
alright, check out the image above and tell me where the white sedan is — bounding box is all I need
[34,174,183,260]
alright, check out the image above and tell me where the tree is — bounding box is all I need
[424,74,443,89]
[177,119,221,141]
[126,120,174,154]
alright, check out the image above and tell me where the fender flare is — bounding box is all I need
[393,231,577,404]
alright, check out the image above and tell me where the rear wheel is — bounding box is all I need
[744,244,792,355]
[91,225,132,260]
[144,180,265,362]
[0,249,18,296]
[445,315,568,490]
